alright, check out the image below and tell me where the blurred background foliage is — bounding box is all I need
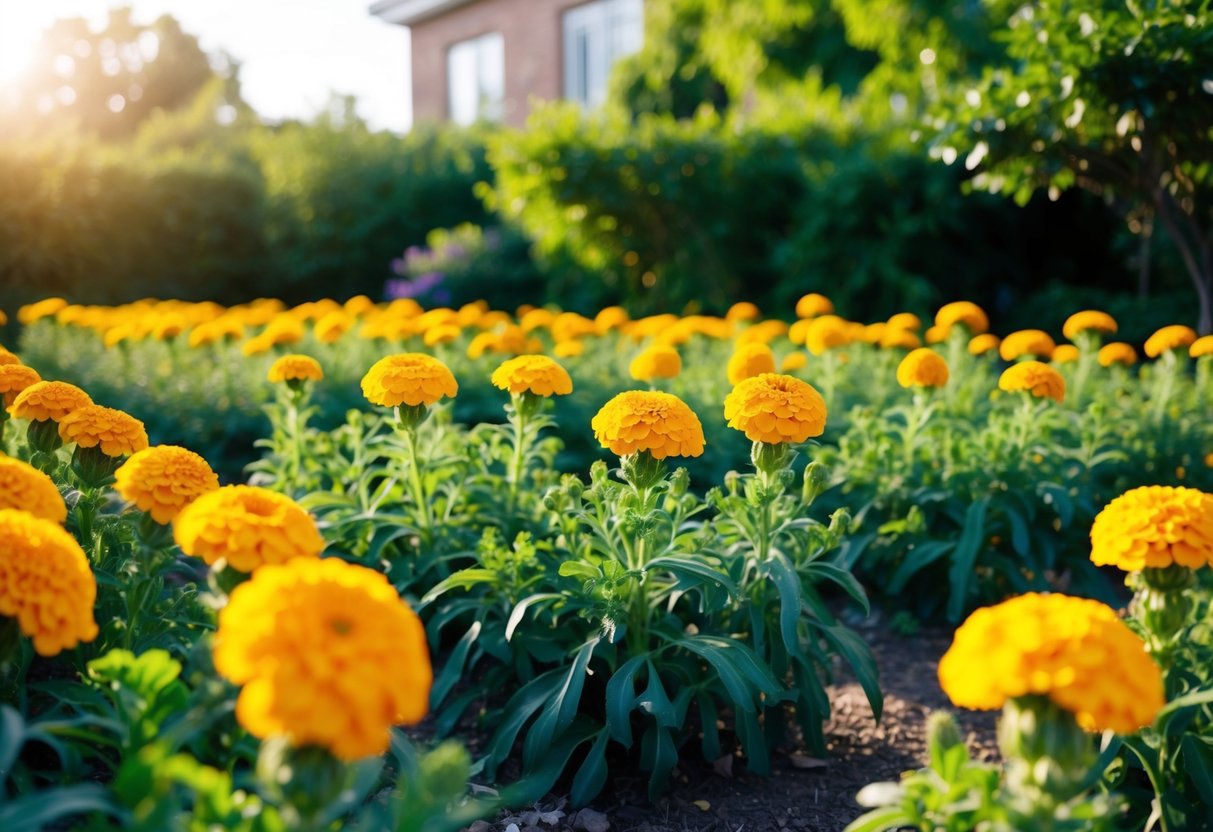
[0,0,1207,333]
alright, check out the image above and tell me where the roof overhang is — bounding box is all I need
[369,0,479,26]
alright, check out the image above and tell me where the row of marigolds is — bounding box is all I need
[1,329,1212,829]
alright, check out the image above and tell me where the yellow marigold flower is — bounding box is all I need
[724,373,827,444]
[804,315,852,355]
[939,593,1163,733]
[551,312,596,342]
[630,345,682,381]
[935,301,989,335]
[0,348,20,366]
[924,324,950,344]
[241,334,274,356]
[1090,486,1213,571]
[1189,335,1213,358]
[467,331,499,359]
[554,339,585,358]
[592,391,705,459]
[344,294,376,317]
[18,298,68,325]
[968,333,1001,355]
[861,322,886,344]
[114,446,221,525]
[896,348,949,388]
[727,342,776,384]
[726,302,760,323]
[0,458,66,523]
[267,354,324,384]
[595,305,630,334]
[788,318,812,346]
[0,509,98,656]
[0,310,6,326]
[1062,310,1117,340]
[520,308,555,332]
[880,327,922,351]
[361,353,458,408]
[1051,344,1080,364]
[781,352,808,372]
[999,329,1056,361]
[423,323,461,346]
[490,355,573,397]
[58,405,148,457]
[998,361,1065,402]
[262,315,307,346]
[213,557,431,760]
[0,364,41,406]
[886,312,921,331]
[795,293,834,319]
[315,310,355,344]
[173,485,324,573]
[1145,325,1197,358]
[1098,341,1137,367]
[9,381,92,423]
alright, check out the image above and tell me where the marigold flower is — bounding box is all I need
[554,339,585,358]
[173,485,324,573]
[880,328,922,351]
[490,355,573,397]
[726,302,760,323]
[1098,342,1137,367]
[1189,335,1213,358]
[114,446,221,525]
[58,405,148,457]
[727,343,776,384]
[361,353,458,408]
[423,323,461,346]
[935,301,989,335]
[213,557,431,760]
[0,348,20,366]
[595,305,630,334]
[896,348,949,388]
[939,593,1163,733]
[804,315,852,355]
[0,364,41,406]
[0,509,98,656]
[9,381,92,422]
[630,345,682,381]
[999,329,1056,361]
[267,354,324,384]
[1062,310,1117,340]
[795,293,834,319]
[1090,486,1213,572]
[968,333,1001,355]
[924,324,950,344]
[781,352,808,372]
[1145,325,1197,358]
[724,373,826,444]
[886,312,921,331]
[18,298,68,325]
[1051,344,1080,364]
[998,361,1065,402]
[592,391,705,459]
[314,310,355,344]
[0,458,66,523]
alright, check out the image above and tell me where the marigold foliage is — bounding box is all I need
[173,485,324,573]
[1145,325,1197,358]
[999,361,1065,402]
[1062,310,1118,340]
[0,364,42,406]
[361,353,458,408]
[9,381,93,422]
[592,391,705,459]
[267,354,324,384]
[935,301,989,335]
[0,457,66,523]
[58,405,149,457]
[1098,342,1138,367]
[896,349,949,388]
[724,373,827,444]
[795,293,834,318]
[0,509,98,656]
[939,593,1163,734]
[213,557,432,760]
[999,329,1056,361]
[1090,486,1213,571]
[114,446,221,525]
[727,343,776,384]
[630,345,682,381]
[490,355,573,397]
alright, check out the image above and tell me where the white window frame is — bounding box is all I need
[447,31,504,125]
[562,0,644,109]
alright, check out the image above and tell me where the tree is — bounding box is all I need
[928,0,1213,331]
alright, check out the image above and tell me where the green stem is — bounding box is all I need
[402,427,432,535]
[507,397,529,514]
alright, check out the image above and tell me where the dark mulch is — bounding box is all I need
[472,613,999,832]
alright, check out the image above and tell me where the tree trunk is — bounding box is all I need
[1154,190,1213,334]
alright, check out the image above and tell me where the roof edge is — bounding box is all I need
[369,0,479,26]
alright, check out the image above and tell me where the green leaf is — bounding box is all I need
[946,498,990,622]
[646,555,738,596]
[524,637,599,766]
[0,784,121,831]
[805,560,870,616]
[841,806,913,832]
[604,655,646,746]
[430,620,482,709]
[888,541,954,594]
[0,706,24,782]
[570,728,611,807]
[420,570,499,604]
[558,561,601,581]
[636,661,678,728]
[498,717,601,806]
[1181,735,1213,807]
[505,593,563,642]
[482,670,565,778]
[817,622,883,721]
[762,553,803,661]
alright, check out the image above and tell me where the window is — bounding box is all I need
[563,0,643,109]
[447,31,504,125]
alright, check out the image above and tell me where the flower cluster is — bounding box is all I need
[1090,486,1213,572]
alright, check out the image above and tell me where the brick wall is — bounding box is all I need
[410,0,590,126]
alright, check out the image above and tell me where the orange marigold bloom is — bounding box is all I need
[896,348,949,388]
[999,329,1056,361]
[58,405,148,457]
[968,333,1001,355]
[0,457,66,523]
[17,298,68,325]
[114,446,221,525]
[727,342,776,384]
[0,509,98,656]
[1098,342,1138,367]
[795,293,834,319]
[423,323,461,346]
[804,315,852,355]
[1090,486,1213,572]
[1145,325,1197,358]
[0,364,41,406]
[490,355,573,397]
[267,354,324,384]
[595,305,630,334]
[935,301,989,335]
[1062,310,1117,340]
[9,381,92,422]
[724,373,827,444]
[173,485,324,573]
[924,324,950,344]
[314,310,356,344]
[939,593,1162,733]
[999,361,1065,402]
[726,302,760,323]
[1051,344,1080,364]
[592,391,705,459]
[1189,335,1213,358]
[781,352,808,372]
[554,339,585,358]
[630,345,682,381]
[880,327,922,351]
[361,353,458,408]
[213,557,431,760]
[886,312,921,331]
[0,348,20,366]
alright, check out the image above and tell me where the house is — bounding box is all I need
[369,0,643,126]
